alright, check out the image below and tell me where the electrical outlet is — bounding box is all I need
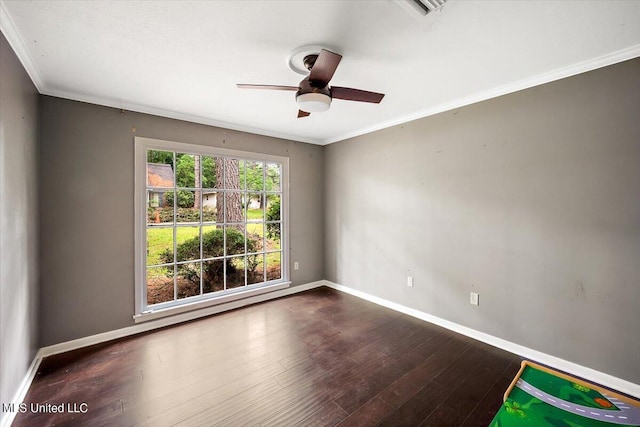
[294,262,299,270]
[407,276,414,287]
[470,292,479,306]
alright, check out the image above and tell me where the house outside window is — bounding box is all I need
[134,137,289,321]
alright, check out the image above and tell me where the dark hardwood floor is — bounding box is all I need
[13,287,521,426]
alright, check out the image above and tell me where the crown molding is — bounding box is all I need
[2,0,638,147]
[41,87,322,145]
[0,0,44,91]
[321,44,640,145]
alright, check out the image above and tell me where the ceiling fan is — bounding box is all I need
[237,49,385,118]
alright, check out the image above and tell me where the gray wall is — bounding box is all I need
[39,97,324,346]
[0,33,39,412]
[325,58,640,383]
[6,24,639,390]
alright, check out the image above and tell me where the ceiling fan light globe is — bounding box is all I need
[296,92,331,113]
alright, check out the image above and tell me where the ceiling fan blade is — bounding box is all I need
[308,49,342,86]
[331,87,385,103]
[298,110,310,118]
[237,84,298,91]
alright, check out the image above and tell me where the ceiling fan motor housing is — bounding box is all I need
[303,54,318,72]
[296,78,332,113]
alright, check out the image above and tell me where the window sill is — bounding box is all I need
[133,281,291,323]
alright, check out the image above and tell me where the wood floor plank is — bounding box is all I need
[460,360,521,427]
[298,401,349,427]
[337,397,395,427]
[334,370,395,414]
[127,361,286,425]
[150,378,282,427]
[377,336,469,409]
[377,378,450,427]
[260,352,398,426]
[11,287,521,427]
[209,352,380,426]
[419,402,467,427]
[432,366,504,426]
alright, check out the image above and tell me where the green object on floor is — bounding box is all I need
[489,361,640,427]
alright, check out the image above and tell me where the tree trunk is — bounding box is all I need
[215,158,224,224]
[194,155,201,208]
[215,158,243,229]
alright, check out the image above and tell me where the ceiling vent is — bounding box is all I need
[394,0,447,19]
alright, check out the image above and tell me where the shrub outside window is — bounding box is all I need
[135,137,288,320]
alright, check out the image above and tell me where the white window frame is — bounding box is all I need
[134,137,290,322]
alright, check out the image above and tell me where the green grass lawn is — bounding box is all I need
[147,211,280,269]
[247,208,263,220]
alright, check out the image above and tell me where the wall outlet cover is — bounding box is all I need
[470,292,479,306]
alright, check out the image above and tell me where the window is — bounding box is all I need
[134,137,289,320]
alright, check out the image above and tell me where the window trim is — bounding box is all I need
[134,136,290,322]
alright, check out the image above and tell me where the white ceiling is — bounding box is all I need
[2,1,639,145]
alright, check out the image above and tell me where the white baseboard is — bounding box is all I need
[323,280,640,399]
[4,278,637,427]
[39,280,325,358]
[0,353,41,427]
[0,280,325,427]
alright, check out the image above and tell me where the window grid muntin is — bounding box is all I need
[144,148,284,309]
